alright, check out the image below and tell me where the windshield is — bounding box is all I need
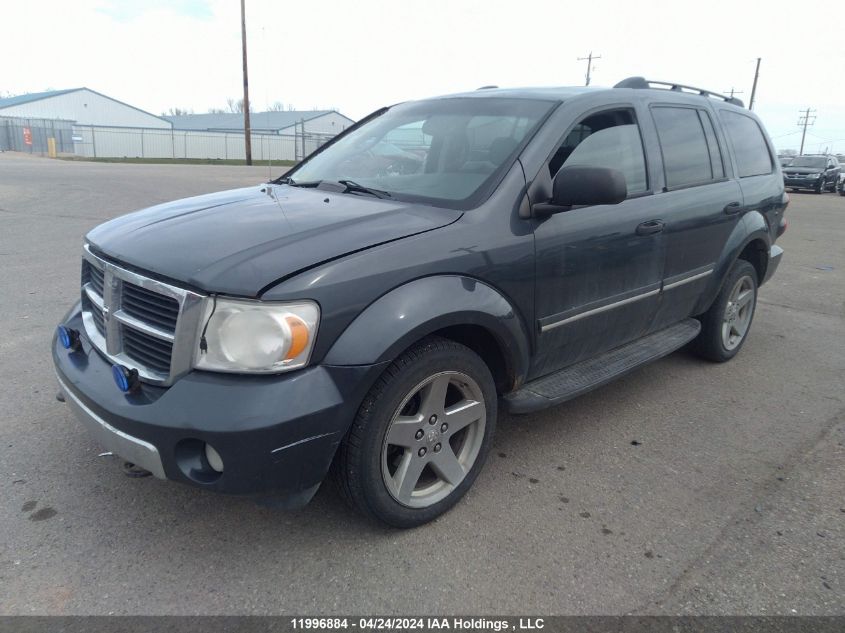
[285,97,555,209]
[789,156,826,168]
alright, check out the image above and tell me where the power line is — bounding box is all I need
[797,108,816,155]
[577,52,601,86]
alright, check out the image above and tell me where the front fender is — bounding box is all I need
[323,275,531,385]
[693,210,772,314]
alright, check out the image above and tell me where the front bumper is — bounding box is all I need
[54,304,387,504]
[784,176,823,189]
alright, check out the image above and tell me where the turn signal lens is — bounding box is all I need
[285,316,309,360]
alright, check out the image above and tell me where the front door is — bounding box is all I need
[531,107,665,379]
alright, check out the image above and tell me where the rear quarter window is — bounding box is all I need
[719,110,774,178]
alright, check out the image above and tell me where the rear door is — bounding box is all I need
[642,102,744,330]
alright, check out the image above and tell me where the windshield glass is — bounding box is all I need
[789,156,826,168]
[286,98,555,209]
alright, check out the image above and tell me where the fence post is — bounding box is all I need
[141,128,145,158]
[91,125,97,158]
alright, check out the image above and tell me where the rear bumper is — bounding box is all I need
[54,304,387,505]
[762,244,784,286]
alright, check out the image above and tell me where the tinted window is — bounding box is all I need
[720,111,774,177]
[550,109,648,195]
[651,106,714,188]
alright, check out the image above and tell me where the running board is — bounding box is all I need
[504,318,701,414]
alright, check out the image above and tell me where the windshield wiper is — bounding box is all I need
[337,179,392,199]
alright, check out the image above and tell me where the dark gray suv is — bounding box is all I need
[783,154,841,193]
[54,77,787,527]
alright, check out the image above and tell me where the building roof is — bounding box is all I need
[0,88,81,108]
[165,110,348,131]
[0,87,172,125]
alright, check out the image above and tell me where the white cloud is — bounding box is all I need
[3,0,844,151]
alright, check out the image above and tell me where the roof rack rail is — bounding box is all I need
[613,76,745,108]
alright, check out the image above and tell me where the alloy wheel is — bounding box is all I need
[381,371,486,508]
[721,275,755,351]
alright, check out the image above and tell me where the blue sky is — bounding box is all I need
[4,0,845,153]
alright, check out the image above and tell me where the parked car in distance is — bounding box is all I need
[838,171,845,196]
[53,77,787,527]
[783,154,841,193]
[778,156,794,168]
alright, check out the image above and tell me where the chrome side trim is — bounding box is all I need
[540,288,661,333]
[663,268,713,291]
[56,371,166,479]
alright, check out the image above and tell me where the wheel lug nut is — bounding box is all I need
[429,415,437,425]
[415,429,424,440]
[441,423,448,432]
[418,447,427,457]
[434,443,442,452]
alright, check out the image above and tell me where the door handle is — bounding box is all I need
[724,201,742,215]
[635,219,665,236]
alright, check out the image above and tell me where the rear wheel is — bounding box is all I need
[693,260,758,362]
[334,337,496,528]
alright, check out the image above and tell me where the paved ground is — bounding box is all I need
[0,152,842,615]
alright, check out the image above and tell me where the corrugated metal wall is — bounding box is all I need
[0,89,171,128]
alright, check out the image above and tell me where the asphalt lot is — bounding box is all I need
[0,152,842,615]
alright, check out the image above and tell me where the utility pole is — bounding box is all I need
[748,57,761,110]
[240,0,252,165]
[797,108,816,156]
[577,52,601,86]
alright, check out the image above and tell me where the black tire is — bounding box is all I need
[839,185,845,197]
[693,259,758,362]
[815,180,824,194]
[333,336,497,528]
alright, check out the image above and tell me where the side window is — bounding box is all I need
[719,110,774,178]
[651,106,717,188]
[549,108,648,195]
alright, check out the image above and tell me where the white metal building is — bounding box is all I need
[0,88,171,129]
[164,110,354,135]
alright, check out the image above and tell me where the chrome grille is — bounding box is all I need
[80,245,205,386]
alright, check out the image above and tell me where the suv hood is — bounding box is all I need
[87,184,461,296]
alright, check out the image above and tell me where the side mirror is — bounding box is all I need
[534,166,628,215]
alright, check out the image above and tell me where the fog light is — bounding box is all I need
[57,325,80,350]
[204,443,224,473]
[111,364,139,393]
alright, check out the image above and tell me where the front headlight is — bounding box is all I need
[194,298,319,373]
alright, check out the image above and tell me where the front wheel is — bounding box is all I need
[334,337,497,528]
[693,260,758,362]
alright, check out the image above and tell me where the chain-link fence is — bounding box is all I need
[71,125,335,162]
[1,116,337,162]
[0,116,75,154]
